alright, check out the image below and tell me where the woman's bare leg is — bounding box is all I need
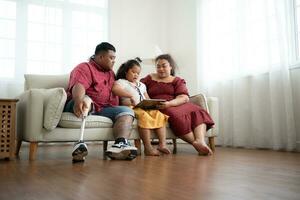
[178,124,212,155]
[138,127,159,156]
[192,124,213,155]
[179,132,195,144]
[155,127,170,154]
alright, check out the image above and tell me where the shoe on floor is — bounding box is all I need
[72,142,88,162]
[106,139,137,160]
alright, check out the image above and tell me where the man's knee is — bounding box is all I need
[115,106,135,119]
[113,115,133,131]
[116,114,134,124]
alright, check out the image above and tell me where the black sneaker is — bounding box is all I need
[72,141,88,162]
[106,139,137,160]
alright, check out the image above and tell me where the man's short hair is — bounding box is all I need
[95,42,116,54]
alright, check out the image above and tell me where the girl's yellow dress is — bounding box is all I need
[133,107,169,129]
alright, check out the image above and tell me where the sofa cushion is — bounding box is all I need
[58,112,113,128]
[44,88,67,131]
[25,74,69,90]
[58,112,166,129]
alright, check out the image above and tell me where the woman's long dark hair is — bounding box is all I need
[155,54,177,76]
[116,58,141,80]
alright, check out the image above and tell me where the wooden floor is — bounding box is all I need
[1,143,300,200]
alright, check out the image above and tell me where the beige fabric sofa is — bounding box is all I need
[16,74,219,160]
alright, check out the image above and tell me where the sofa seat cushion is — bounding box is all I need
[58,112,113,128]
[58,112,167,129]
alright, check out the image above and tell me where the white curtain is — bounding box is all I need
[198,0,297,151]
[0,0,108,98]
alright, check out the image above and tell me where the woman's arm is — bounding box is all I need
[159,94,189,109]
[159,77,190,109]
[144,91,150,99]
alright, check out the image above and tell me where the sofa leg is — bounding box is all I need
[29,142,38,161]
[172,139,177,154]
[15,140,22,156]
[103,141,108,160]
[208,137,215,152]
[134,139,142,155]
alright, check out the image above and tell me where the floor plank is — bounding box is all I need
[0,143,300,200]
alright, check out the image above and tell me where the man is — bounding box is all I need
[64,42,137,161]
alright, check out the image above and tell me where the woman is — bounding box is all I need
[141,54,214,155]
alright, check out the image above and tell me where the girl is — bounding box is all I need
[112,58,170,156]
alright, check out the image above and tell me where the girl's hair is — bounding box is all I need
[116,58,141,80]
[155,54,177,76]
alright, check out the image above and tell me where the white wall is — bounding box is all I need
[165,0,198,95]
[109,0,199,95]
[109,0,168,77]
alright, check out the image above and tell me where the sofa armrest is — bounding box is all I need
[17,89,47,141]
[189,94,219,137]
[189,94,209,111]
[207,97,219,137]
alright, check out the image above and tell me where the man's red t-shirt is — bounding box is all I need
[66,59,119,112]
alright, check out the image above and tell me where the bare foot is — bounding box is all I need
[157,146,171,154]
[192,141,213,156]
[144,148,160,156]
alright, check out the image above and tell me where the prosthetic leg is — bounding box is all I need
[72,96,92,162]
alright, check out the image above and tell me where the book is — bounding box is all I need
[134,99,166,109]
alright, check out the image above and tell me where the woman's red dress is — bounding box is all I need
[141,75,214,136]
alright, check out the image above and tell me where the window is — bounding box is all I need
[0,1,16,78]
[0,0,108,79]
[27,4,63,74]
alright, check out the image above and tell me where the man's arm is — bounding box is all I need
[112,82,132,98]
[72,83,88,117]
[112,82,137,106]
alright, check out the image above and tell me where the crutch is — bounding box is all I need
[72,96,92,162]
